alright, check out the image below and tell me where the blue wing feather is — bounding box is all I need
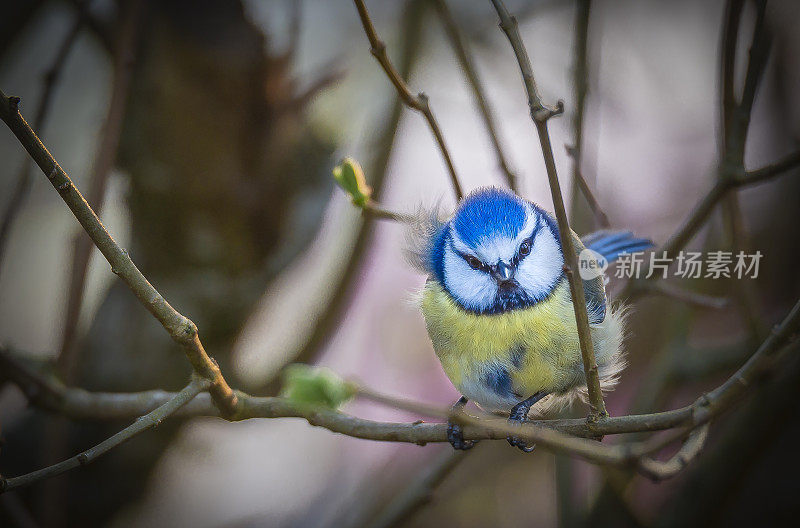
[582,230,653,263]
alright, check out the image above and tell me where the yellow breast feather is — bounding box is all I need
[421,279,622,411]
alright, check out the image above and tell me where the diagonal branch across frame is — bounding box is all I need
[0,90,238,417]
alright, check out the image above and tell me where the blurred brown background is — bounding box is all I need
[1,0,799,527]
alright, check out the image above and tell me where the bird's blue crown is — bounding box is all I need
[452,188,528,249]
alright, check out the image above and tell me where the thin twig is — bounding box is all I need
[570,160,611,229]
[662,180,728,260]
[431,0,517,191]
[0,90,239,416]
[731,0,769,148]
[363,200,414,223]
[355,384,708,471]
[0,377,209,493]
[718,0,766,346]
[0,10,85,274]
[44,5,146,503]
[637,423,710,481]
[737,150,800,185]
[618,150,800,301]
[641,143,796,262]
[284,0,302,62]
[353,0,464,199]
[0,345,684,438]
[488,0,606,420]
[720,0,744,149]
[65,0,112,53]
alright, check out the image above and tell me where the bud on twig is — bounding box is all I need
[333,157,372,208]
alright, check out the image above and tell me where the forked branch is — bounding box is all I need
[0,377,209,493]
[353,0,464,199]
[0,90,238,416]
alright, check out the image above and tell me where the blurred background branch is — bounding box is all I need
[431,0,518,192]
[0,2,87,275]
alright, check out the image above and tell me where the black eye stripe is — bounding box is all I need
[462,252,484,270]
[447,222,539,271]
[448,239,487,270]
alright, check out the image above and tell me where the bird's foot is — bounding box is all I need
[506,429,536,452]
[447,396,476,450]
[506,400,537,453]
[446,421,476,450]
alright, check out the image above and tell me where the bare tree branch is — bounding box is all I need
[487,0,606,420]
[278,0,428,391]
[733,0,770,145]
[0,90,238,416]
[363,200,414,223]
[719,0,768,346]
[637,423,710,481]
[0,346,683,437]
[619,149,799,302]
[1,296,797,491]
[619,0,790,302]
[0,377,209,493]
[2,0,799,506]
[65,0,112,53]
[720,0,744,148]
[738,150,800,185]
[569,160,611,229]
[352,0,464,199]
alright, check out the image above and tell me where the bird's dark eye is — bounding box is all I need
[466,255,483,270]
[519,238,532,257]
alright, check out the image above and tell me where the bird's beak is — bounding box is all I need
[492,261,514,283]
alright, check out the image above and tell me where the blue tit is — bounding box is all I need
[408,187,652,451]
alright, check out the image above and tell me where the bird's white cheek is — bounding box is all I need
[443,250,497,311]
[515,230,563,298]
